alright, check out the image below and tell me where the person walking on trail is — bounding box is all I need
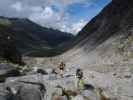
[58,62,66,78]
[76,69,85,91]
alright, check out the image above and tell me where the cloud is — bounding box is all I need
[29,6,87,35]
[70,20,87,34]
[29,6,61,29]
[11,1,23,12]
[0,0,95,34]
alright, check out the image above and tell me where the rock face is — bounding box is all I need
[76,0,133,46]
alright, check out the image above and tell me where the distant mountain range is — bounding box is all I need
[0,17,74,64]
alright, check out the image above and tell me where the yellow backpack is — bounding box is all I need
[77,79,85,90]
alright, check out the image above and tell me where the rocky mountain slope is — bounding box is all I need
[40,0,133,67]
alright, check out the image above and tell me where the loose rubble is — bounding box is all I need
[0,63,132,100]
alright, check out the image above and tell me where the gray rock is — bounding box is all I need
[82,90,97,100]
[71,95,84,100]
[0,95,6,100]
[0,64,14,75]
[17,86,42,100]
[0,64,20,83]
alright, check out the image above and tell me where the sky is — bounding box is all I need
[0,0,111,35]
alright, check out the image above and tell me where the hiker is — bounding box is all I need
[58,62,66,78]
[75,69,85,91]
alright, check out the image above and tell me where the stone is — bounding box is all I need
[17,86,42,100]
[0,64,21,83]
[71,95,84,100]
[82,90,97,100]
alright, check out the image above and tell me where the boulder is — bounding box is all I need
[71,95,84,100]
[16,86,42,100]
[0,96,6,100]
[0,64,21,83]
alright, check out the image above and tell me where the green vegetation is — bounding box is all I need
[0,18,11,26]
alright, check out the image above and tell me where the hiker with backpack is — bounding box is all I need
[75,69,85,91]
[58,62,66,78]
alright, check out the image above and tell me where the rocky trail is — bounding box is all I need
[0,62,133,100]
